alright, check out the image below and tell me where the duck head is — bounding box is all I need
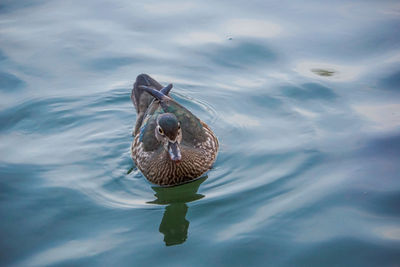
[155,113,182,163]
[139,83,183,163]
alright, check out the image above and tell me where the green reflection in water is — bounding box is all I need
[148,176,207,246]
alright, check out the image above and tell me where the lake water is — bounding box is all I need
[1,0,400,266]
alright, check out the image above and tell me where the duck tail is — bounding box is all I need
[131,74,162,135]
[131,74,163,114]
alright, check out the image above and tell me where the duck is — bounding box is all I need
[130,74,218,186]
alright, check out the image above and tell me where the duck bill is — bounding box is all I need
[168,141,182,163]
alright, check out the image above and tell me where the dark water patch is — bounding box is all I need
[0,0,46,14]
[16,65,50,78]
[281,83,337,101]
[0,50,6,62]
[201,149,324,216]
[0,49,48,78]
[0,97,89,134]
[90,88,133,108]
[0,163,64,265]
[347,190,400,218]
[0,88,132,134]
[0,187,119,266]
[238,151,323,207]
[286,238,400,266]
[380,70,400,91]
[369,191,400,217]
[209,240,284,267]
[359,133,400,158]
[316,112,362,133]
[0,72,26,91]
[247,93,283,112]
[0,164,46,199]
[290,186,400,224]
[355,19,400,56]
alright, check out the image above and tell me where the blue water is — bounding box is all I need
[1,0,400,266]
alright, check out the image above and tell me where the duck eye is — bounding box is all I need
[158,127,164,135]
[178,123,181,130]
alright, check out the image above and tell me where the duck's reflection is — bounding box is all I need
[148,176,206,246]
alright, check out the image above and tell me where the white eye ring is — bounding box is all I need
[158,126,164,135]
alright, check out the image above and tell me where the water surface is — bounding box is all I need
[1,0,400,266]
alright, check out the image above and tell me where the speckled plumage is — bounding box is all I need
[130,74,219,186]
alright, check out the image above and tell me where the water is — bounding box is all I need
[1,0,400,266]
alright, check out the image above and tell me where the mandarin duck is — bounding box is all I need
[131,74,218,186]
